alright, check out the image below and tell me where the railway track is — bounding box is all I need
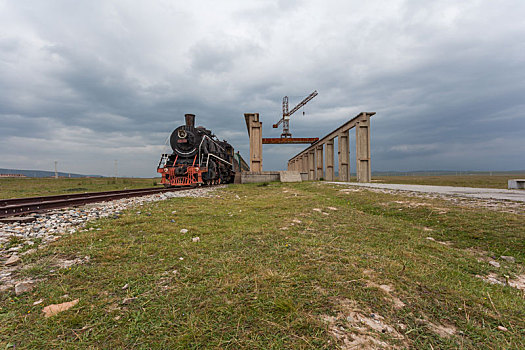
[0,187,193,219]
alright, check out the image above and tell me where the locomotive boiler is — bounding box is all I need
[157,114,235,186]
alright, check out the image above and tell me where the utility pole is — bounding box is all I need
[54,161,58,179]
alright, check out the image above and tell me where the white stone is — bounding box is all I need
[5,255,21,266]
[500,255,515,263]
[489,260,500,268]
[15,281,35,295]
[180,229,188,234]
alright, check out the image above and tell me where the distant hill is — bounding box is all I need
[0,168,103,178]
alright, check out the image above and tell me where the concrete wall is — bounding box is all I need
[241,171,280,184]
[508,179,525,189]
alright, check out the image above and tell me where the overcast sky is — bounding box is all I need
[1,0,524,177]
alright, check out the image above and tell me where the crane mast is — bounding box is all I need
[273,90,318,138]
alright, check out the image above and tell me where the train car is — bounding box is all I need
[157,114,235,186]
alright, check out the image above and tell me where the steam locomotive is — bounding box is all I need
[157,114,236,186]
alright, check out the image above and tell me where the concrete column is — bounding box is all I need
[302,155,308,174]
[316,145,324,180]
[338,131,350,182]
[325,139,334,181]
[244,113,262,172]
[308,150,315,180]
[356,113,371,182]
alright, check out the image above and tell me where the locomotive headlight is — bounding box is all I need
[178,129,187,139]
[164,168,168,172]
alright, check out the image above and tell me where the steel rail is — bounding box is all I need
[0,187,193,218]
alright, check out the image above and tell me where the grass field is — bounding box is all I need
[1,182,523,349]
[372,174,525,189]
[0,177,159,199]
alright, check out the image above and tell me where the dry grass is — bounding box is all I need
[0,177,159,198]
[1,182,524,349]
[373,174,525,189]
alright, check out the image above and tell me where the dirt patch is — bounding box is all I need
[476,273,525,291]
[54,255,90,269]
[367,281,406,309]
[339,188,363,193]
[384,200,449,214]
[321,298,407,349]
[416,317,457,338]
[425,236,453,246]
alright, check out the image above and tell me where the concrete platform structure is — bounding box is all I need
[240,171,280,184]
[279,171,302,183]
[288,112,374,183]
[508,179,525,189]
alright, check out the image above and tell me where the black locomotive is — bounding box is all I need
[157,114,235,186]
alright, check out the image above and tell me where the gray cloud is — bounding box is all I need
[0,0,524,177]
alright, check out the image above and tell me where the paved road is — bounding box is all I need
[326,182,525,203]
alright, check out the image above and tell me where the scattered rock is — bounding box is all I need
[426,237,436,241]
[121,283,129,290]
[4,255,20,266]
[42,299,79,317]
[497,326,508,332]
[507,274,525,291]
[122,297,137,305]
[500,256,515,263]
[321,298,406,349]
[180,229,188,234]
[15,281,35,295]
[292,219,302,224]
[327,207,338,211]
[21,249,37,256]
[489,260,500,268]
[476,273,505,286]
[33,298,43,305]
[55,256,90,269]
[0,187,224,259]
[312,208,322,212]
[192,237,200,242]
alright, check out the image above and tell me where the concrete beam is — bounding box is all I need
[338,131,350,182]
[302,155,308,174]
[288,112,374,183]
[308,150,315,180]
[325,139,334,181]
[289,112,375,160]
[244,113,263,172]
[356,113,371,182]
[316,145,324,180]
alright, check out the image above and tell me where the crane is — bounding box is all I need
[273,90,318,138]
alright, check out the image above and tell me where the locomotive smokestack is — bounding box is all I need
[185,114,195,128]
